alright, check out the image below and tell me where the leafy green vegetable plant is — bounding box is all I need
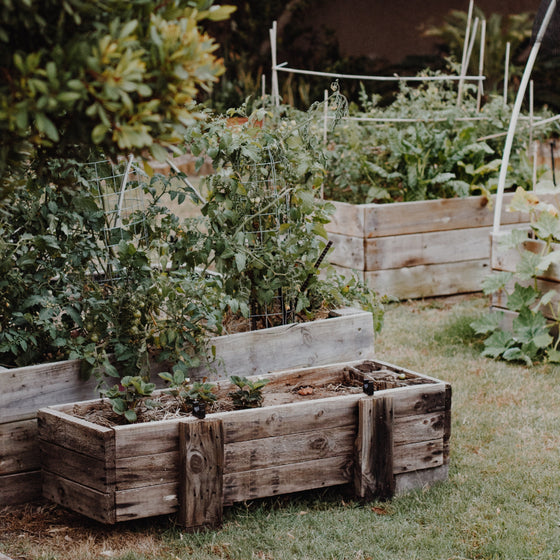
[159,370,217,413]
[472,187,560,365]
[322,73,553,204]
[228,375,270,409]
[103,375,157,423]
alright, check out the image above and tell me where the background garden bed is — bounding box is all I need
[326,193,533,299]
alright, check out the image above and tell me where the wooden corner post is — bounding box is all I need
[354,395,395,500]
[178,418,225,531]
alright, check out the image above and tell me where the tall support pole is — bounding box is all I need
[503,42,511,106]
[493,0,558,235]
[477,19,486,112]
[457,0,474,107]
[270,21,280,106]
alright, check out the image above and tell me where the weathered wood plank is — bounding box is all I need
[0,419,38,475]
[325,201,366,238]
[354,396,394,500]
[361,193,526,238]
[365,227,491,270]
[0,470,41,506]
[354,398,375,500]
[217,395,360,444]
[393,440,443,474]
[115,451,179,490]
[225,425,356,474]
[42,471,116,524]
[223,455,353,505]
[178,418,224,531]
[327,231,365,270]
[393,412,445,446]
[364,259,490,299]
[114,421,179,458]
[387,382,448,417]
[443,385,452,466]
[395,464,449,495]
[115,483,179,521]
[40,440,111,492]
[0,360,96,423]
[192,310,375,380]
[37,408,114,461]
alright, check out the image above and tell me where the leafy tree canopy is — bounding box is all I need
[0,0,234,200]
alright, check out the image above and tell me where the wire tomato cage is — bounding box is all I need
[81,155,150,283]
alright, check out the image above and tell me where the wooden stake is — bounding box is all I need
[354,396,394,500]
[178,418,224,531]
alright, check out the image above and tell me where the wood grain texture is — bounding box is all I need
[191,309,375,380]
[179,418,224,531]
[0,359,96,423]
[393,440,443,474]
[354,396,395,500]
[42,471,116,524]
[326,194,528,239]
[364,259,490,299]
[225,425,356,473]
[0,470,41,507]
[223,455,353,505]
[0,419,38,475]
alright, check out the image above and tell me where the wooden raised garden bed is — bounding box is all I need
[1,308,373,507]
[38,359,451,529]
[326,193,532,299]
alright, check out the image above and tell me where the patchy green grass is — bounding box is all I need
[3,294,560,560]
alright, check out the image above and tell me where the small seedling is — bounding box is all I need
[103,375,157,423]
[228,375,270,409]
[159,370,217,414]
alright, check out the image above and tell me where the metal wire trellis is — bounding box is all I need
[82,155,150,282]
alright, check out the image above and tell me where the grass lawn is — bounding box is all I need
[2,294,560,560]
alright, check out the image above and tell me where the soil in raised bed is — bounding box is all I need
[71,360,434,427]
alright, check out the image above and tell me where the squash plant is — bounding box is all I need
[472,188,560,365]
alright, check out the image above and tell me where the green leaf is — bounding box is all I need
[546,348,560,363]
[35,112,59,141]
[507,283,538,312]
[481,330,515,359]
[481,271,513,295]
[516,250,544,282]
[470,312,502,335]
[502,347,533,366]
[124,409,137,423]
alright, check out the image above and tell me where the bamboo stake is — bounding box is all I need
[493,0,558,236]
[465,17,480,75]
[477,19,486,112]
[503,41,510,106]
[457,0,475,107]
[270,21,279,106]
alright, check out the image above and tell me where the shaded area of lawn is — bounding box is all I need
[2,294,560,560]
